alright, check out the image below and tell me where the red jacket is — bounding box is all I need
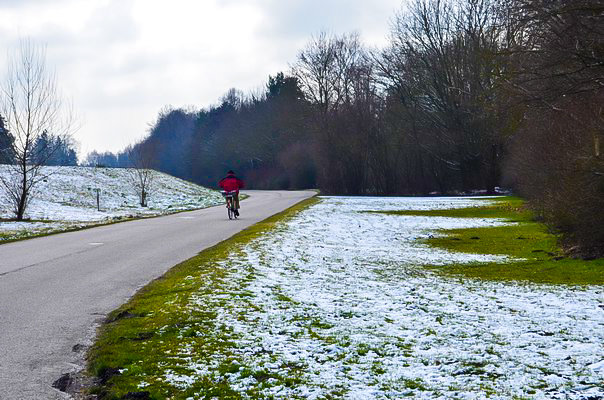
[219,173,245,193]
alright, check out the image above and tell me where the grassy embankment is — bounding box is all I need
[0,219,125,244]
[0,194,245,245]
[85,197,319,399]
[373,197,604,285]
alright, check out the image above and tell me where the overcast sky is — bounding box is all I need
[0,0,401,157]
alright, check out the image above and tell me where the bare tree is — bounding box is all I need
[126,143,156,207]
[292,32,377,194]
[0,39,76,220]
[293,32,366,115]
[376,0,512,193]
[292,32,337,115]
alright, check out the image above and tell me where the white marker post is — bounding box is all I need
[94,188,101,211]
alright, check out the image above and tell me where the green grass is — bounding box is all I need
[0,220,128,245]
[376,197,604,285]
[401,377,428,391]
[86,196,318,399]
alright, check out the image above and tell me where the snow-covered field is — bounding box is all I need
[160,197,603,399]
[0,166,223,241]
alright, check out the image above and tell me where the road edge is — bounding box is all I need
[63,194,319,399]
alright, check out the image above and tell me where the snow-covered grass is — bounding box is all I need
[88,197,604,399]
[0,165,223,241]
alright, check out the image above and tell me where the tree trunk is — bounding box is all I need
[486,144,500,195]
[16,167,28,220]
[16,194,27,220]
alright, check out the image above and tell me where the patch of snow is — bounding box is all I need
[588,360,604,373]
[0,165,223,240]
[157,197,604,398]
[164,370,197,389]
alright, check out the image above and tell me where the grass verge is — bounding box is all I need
[0,195,243,245]
[85,196,319,399]
[377,197,604,285]
[0,219,137,245]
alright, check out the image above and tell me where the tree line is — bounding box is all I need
[0,114,77,167]
[2,0,595,256]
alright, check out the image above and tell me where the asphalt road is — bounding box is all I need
[0,190,315,399]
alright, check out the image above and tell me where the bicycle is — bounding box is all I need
[221,190,238,220]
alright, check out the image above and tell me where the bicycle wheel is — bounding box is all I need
[226,198,233,220]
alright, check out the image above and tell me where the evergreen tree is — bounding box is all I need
[0,113,14,164]
[32,132,78,166]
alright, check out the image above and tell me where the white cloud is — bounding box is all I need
[0,0,401,156]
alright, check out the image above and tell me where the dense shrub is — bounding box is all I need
[506,95,604,257]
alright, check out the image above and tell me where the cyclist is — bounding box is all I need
[219,170,245,216]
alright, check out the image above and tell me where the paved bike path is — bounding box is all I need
[0,190,315,399]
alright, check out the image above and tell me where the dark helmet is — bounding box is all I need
[227,170,235,174]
